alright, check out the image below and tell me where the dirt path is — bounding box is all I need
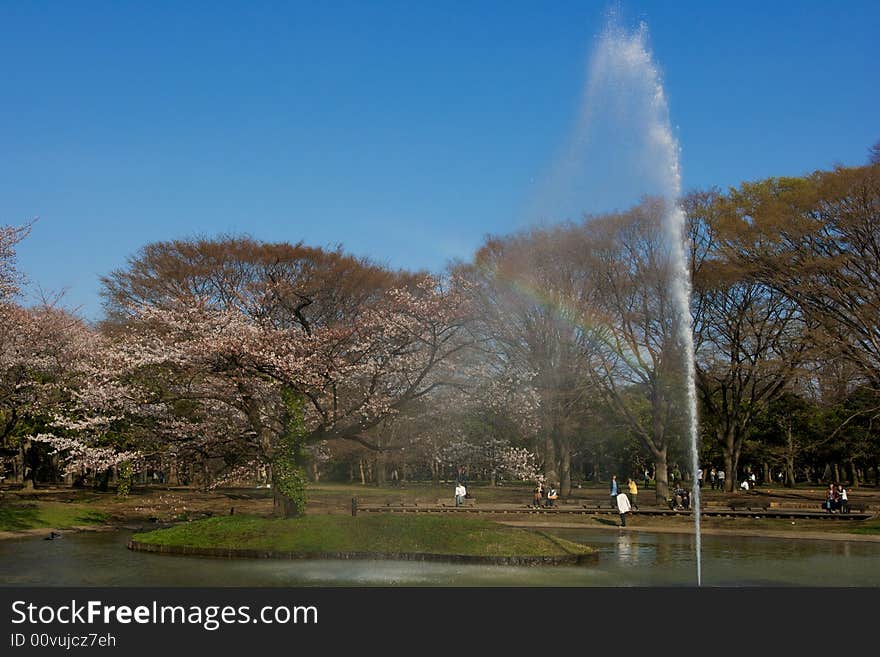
[500,519,880,542]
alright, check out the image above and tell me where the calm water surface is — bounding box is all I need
[1,527,878,587]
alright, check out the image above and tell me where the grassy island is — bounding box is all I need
[130,514,596,564]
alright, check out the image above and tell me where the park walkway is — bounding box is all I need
[355,499,873,521]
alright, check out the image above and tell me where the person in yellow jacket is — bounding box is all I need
[627,478,639,510]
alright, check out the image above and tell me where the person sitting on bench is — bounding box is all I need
[533,482,544,508]
[824,483,838,512]
[672,485,690,510]
[455,482,466,507]
[546,485,559,507]
[838,485,849,514]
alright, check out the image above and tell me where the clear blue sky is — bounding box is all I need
[2,1,877,320]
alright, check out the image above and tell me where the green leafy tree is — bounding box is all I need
[272,388,309,517]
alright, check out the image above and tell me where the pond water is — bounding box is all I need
[1,527,878,587]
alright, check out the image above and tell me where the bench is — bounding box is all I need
[728,499,771,511]
[382,499,423,508]
[523,501,561,510]
[820,503,862,514]
[582,502,616,510]
[437,498,476,507]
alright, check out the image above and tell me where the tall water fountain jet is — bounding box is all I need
[595,19,702,586]
[537,17,703,584]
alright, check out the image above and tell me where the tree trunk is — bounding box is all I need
[723,451,735,493]
[543,432,558,486]
[22,440,35,490]
[273,490,299,517]
[762,462,770,486]
[721,452,732,492]
[560,447,572,498]
[271,464,304,518]
[849,459,859,488]
[359,459,366,485]
[653,449,669,503]
[11,448,22,484]
[719,421,751,492]
[833,463,841,484]
[95,468,111,492]
[784,422,796,488]
[201,460,211,492]
[375,454,386,486]
[718,427,733,492]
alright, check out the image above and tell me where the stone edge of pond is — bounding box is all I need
[127,540,598,566]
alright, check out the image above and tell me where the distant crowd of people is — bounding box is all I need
[449,464,855,518]
[707,467,760,491]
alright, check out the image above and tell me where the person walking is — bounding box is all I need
[616,492,632,527]
[627,478,639,510]
[717,468,726,492]
[710,467,717,490]
[610,474,619,509]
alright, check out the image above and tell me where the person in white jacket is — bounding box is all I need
[616,492,632,526]
[455,483,466,507]
[839,485,849,514]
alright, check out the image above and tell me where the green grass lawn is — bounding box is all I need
[0,502,110,531]
[133,514,594,558]
[304,481,539,506]
[850,518,880,535]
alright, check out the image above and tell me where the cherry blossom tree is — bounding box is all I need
[96,237,477,514]
[0,222,32,302]
[0,301,108,487]
[439,438,539,484]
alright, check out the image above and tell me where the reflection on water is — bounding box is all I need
[0,528,878,587]
[615,533,637,564]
